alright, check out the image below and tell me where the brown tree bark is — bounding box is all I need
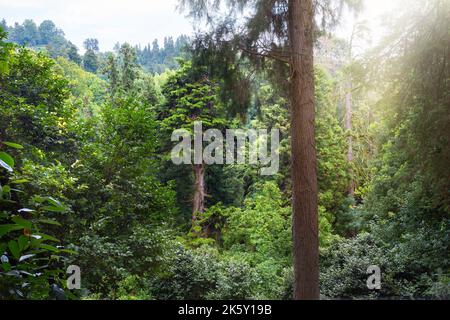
[192,163,205,222]
[288,0,320,300]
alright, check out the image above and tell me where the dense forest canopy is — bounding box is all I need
[0,0,448,300]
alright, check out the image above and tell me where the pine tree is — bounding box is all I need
[179,0,361,299]
[157,61,228,224]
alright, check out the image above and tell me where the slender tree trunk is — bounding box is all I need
[192,163,205,222]
[345,81,355,196]
[288,0,320,300]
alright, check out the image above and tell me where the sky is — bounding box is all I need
[337,0,399,47]
[0,0,194,51]
[0,0,399,52]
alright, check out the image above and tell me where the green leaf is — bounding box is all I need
[32,196,47,203]
[1,262,11,272]
[0,159,13,173]
[39,244,59,252]
[38,219,61,226]
[3,142,23,149]
[2,185,10,193]
[59,249,78,255]
[35,233,60,243]
[41,205,66,213]
[0,224,23,237]
[11,179,29,184]
[0,152,14,168]
[11,216,32,229]
[18,236,30,251]
[8,240,20,259]
[46,197,62,208]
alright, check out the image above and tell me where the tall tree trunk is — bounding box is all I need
[192,163,205,222]
[288,0,320,300]
[345,81,355,196]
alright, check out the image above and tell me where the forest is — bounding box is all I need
[0,0,448,300]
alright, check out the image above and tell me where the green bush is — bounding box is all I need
[0,144,73,299]
[150,246,259,300]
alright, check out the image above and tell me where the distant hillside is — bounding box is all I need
[133,35,190,74]
[0,18,189,74]
[1,18,82,64]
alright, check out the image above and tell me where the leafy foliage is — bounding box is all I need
[1,1,449,300]
[0,144,72,299]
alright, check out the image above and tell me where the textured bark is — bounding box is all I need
[288,0,320,300]
[192,163,205,221]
